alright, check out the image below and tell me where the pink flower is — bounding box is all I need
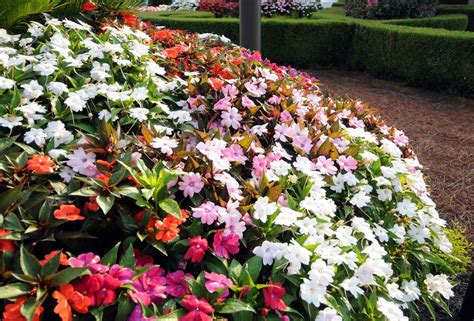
[315,156,337,175]
[222,144,247,163]
[241,95,256,108]
[292,133,313,154]
[179,295,214,321]
[129,267,167,305]
[68,252,108,273]
[184,236,209,263]
[394,132,409,147]
[279,110,292,122]
[128,305,156,321]
[204,272,233,296]
[214,97,232,111]
[221,107,242,129]
[192,201,220,225]
[166,270,192,297]
[222,84,238,99]
[213,231,240,259]
[262,281,287,311]
[179,173,204,198]
[337,155,358,172]
[109,264,134,284]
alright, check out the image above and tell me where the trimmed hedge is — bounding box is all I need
[141,13,474,94]
[137,10,214,19]
[382,14,468,30]
[437,4,474,31]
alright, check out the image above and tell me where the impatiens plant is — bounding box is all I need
[0,2,470,321]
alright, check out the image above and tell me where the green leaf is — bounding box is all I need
[156,309,186,320]
[243,256,262,282]
[14,142,38,155]
[40,251,61,278]
[97,194,115,214]
[158,198,182,219]
[101,242,121,266]
[229,259,242,280]
[216,298,256,314]
[38,199,53,224]
[91,306,104,321]
[47,267,90,287]
[0,185,23,212]
[20,246,42,277]
[0,283,31,299]
[0,135,18,152]
[115,293,135,321]
[70,187,99,197]
[21,295,47,321]
[119,244,135,268]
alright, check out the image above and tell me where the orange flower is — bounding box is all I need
[27,155,54,174]
[155,215,180,243]
[53,284,91,321]
[39,250,69,266]
[3,297,43,321]
[96,172,111,186]
[0,230,15,252]
[135,210,157,231]
[209,77,224,90]
[54,205,85,221]
[96,159,116,170]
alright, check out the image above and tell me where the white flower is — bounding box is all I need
[47,82,69,95]
[24,128,46,146]
[98,110,112,121]
[408,224,429,244]
[380,138,403,158]
[131,87,148,101]
[66,147,97,177]
[424,274,454,299]
[21,80,43,100]
[168,110,192,124]
[401,280,420,302]
[315,307,342,321]
[130,108,149,122]
[270,159,291,177]
[335,226,357,246]
[377,298,408,321]
[300,278,326,307]
[295,217,319,235]
[377,188,392,201]
[396,199,417,217]
[33,62,57,76]
[389,224,406,244]
[65,92,87,112]
[0,76,15,89]
[252,196,278,223]
[341,277,364,298]
[434,232,453,253]
[16,102,46,124]
[387,283,404,301]
[253,241,284,265]
[44,121,74,147]
[308,260,334,287]
[352,217,375,241]
[90,62,111,82]
[274,207,301,226]
[48,149,68,159]
[151,136,178,156]
[145,60,166,76]
[374,224,389,243]
[284,240,312,274]
[0,115,22,129]
[349,191,370,208]
[129,41,148,57]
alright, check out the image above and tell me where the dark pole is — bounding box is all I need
[239,0,261,51]
[455,271,474,321]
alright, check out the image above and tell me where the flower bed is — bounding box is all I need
[0,5,471,321]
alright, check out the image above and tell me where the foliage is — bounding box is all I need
[261,0,320,18]
[198,0,239,18]
[437,4,474,31]
[439,222,473,274]
[0,0,63,30]
[345,0,439,19]
[0,3,471,321]
[143,9,474,94]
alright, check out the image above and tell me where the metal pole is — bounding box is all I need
[239,0,261,51]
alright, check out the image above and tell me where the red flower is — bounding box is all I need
[54,205,85,221]
[2,297,43,321]
[121,13,137,26]
[179,295,214,321]
[209,77,224,90]
[52,284,91,321]
[81,1,96,12]
[262,281,287,311]
[84,197,100,212]
[213,231,240,259]
[39,250,69,266]
[27,155,54,174]
[0,230,15,253]
[74,274,121,306]
[184,236,208,263]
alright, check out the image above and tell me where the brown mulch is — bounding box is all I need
[310,68,474,241]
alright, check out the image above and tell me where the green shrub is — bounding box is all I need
[137,10,214,19]
[345,0,439,19]
[437,4,474,31]
[438,222,473,274]
[382,14,468,31]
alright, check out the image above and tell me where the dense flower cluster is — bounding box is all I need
[0,5,466,321]
[261,0,320,18]
[198,0,240,18]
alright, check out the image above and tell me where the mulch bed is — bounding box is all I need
[309,68,474,320]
